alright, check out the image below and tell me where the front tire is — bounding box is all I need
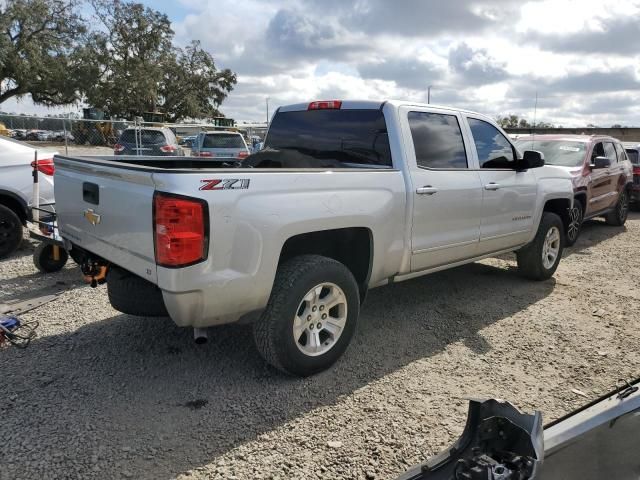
[565,201,583,247]
[605,189,629,226]
[517,212,564,281]
[0,204,23,260]
[253,255,360,376]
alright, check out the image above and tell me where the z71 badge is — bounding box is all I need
[199,179,250,191]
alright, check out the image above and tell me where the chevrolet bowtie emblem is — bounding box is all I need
[83,208,101,225]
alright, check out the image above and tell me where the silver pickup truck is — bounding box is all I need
[55,100,574,376]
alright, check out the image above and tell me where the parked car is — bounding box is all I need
[0,136,57,258]
[623,142,640,210]
[190,131,250,160]
[178,135,198,148]
[113,127,184,156]
[515,135,633,246]
[55,100,574,376]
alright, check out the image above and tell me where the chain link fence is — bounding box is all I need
[0,113,268,156]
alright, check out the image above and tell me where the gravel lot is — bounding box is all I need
[1,213,639,480]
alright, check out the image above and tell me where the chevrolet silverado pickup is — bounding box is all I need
[54,100,574,376]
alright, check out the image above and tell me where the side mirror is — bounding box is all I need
[592,156,611,169]
[519,150,545,169]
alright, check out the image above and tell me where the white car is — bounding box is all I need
[0,136,57,258]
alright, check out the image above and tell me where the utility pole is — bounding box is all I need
[427,85,432,104]
[266,97,270,124]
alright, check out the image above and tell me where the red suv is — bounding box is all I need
[515,135,633,246]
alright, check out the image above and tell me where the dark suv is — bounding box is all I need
[515,135,633,246]
[114,127,184,156]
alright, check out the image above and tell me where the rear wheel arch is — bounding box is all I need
[278,227,373,299]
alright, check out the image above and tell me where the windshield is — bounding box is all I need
[626,149,639,165]
[202,133,245,149]
[253,109,392,168]
[515,139,587,167]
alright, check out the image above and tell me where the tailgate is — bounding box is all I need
[54,156,159,283]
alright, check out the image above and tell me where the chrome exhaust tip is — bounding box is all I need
[193,327,208,344]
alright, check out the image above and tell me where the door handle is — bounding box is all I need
[484,183,500,191]
[416,186,438,195]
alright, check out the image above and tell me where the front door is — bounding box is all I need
[465,117,537,254]
[401,107,484,271]
[587,142,615,215]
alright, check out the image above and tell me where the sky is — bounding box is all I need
[4,0,640,126]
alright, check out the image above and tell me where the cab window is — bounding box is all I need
[408,112,468,169]
[468,118,515,169]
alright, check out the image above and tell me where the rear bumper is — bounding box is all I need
[158,268,271,328]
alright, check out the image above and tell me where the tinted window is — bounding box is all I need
[603,142,617,163]
[591,142,605,161]
[468,118,515,168]
[119,129,166,145]
[408,112,467,169]
[202,133,245,148]
[514,139,586,167]
[258,109,392,168]
[625,149,639,165]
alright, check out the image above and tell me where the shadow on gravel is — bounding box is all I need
[0,261,556,479]
[0,266,85,304]
[562,217,629,258]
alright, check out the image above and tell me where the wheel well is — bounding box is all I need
[574,193,587,211]
[0,193,28,225]
[279,228,373,296]
[543,198,571,229]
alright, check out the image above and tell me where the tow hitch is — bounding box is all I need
[81,258,109,288]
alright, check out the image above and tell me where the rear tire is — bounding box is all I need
[604,189,629,226]
[33,243,68,273]
[517,212,564,281]
[107,266,168,317]
[253,255,360,376]
[565,201,583,247]
[0,204,23,260]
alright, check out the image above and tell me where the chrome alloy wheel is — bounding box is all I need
[618,190,629,221]
[542,226,561,269]
[293,282,348,357]
[567,206,581,242]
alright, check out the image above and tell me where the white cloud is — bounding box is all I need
[4,0,640,127]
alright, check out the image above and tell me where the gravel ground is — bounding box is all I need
[1,213,639,480]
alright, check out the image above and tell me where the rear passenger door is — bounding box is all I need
[465,117,537,254]
[400,107,484,272]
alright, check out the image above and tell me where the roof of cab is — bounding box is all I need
[277,99,495,122]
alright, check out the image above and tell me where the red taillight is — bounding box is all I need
[160,145,177,153]
[113,143,125,153]
[237,151,249,160]
[154,193,208,268]
[633,167,640,175]
[308,100,342,110]
[197,151,214,157]
[31,158,55,176]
